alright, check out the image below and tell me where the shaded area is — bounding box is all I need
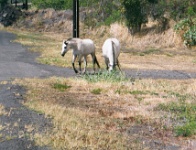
[0,83,51,150]
[0,5,22,27]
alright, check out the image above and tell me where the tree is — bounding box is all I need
[0,0,8,9]
[121,0,148,34]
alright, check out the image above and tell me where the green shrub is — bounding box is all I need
[0,0,8,8]
[175,121,196,137]
[168,0,196,21]
[174,18,196,46]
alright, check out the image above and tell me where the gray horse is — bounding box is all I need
[61,38,100,74]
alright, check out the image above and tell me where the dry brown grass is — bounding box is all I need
[13,76,196,149]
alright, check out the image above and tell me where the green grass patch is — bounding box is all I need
[144,48,160,54]
[139,48,160,56]
[129,90,148,95]
[16,32,50,43]
[52,83,71,91]
[91,88,102,95]
[175,121,196,137]
[157,102,196,137]
[166,91,190,102]
[83,70,128,83]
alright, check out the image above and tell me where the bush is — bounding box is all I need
[168,0,196,21]
[0,0,8,9]
[174,18,196,47]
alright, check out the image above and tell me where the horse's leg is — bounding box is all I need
[72,54,78,73]
[83,56,87,74]
[94,55,100,69]
[117,59,122,72]
[79,60,82,72]
[91,54,96,73]
[104,57,109,70]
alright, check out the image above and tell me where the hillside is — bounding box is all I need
[9,8,188,51]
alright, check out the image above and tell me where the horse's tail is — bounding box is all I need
[94,55,100,68]
[111,41,116,68]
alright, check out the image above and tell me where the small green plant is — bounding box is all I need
[52,83,71,91]
[83,71,128,83]
[91,88,102,95]
[175,121,196,137]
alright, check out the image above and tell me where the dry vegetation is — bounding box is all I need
[13,76,196,149]
[3,9,196,149]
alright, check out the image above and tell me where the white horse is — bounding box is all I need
[61,38,100,74]
[102,38,121,71]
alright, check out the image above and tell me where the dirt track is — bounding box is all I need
[0,30,196,149]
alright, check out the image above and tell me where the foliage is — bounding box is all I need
[31,0,71,10]
[83,0,122,27]
[0,0,8,8]
[121,0,144,34]
[168,0,196,21]
[175,121,196,137]
[30,0,196,45]
[174,18,196,46]
[120,0,162,34]
[171,0,196,47]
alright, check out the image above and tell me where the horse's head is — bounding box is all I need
[61,40,68,57]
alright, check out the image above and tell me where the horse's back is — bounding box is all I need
[102,38,120,57]
[78,39,95,55]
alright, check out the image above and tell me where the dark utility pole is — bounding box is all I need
[73,0,79,38]
[25,0,28,10]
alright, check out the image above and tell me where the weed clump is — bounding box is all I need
[157,102,196,137]
[82,70,128,83]
[52,83,71,91]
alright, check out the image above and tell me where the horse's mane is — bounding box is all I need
[67,38,73,41]
[67,38,80,42]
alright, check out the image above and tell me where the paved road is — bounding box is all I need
[0,30,74,150]
[0,30,74,81]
